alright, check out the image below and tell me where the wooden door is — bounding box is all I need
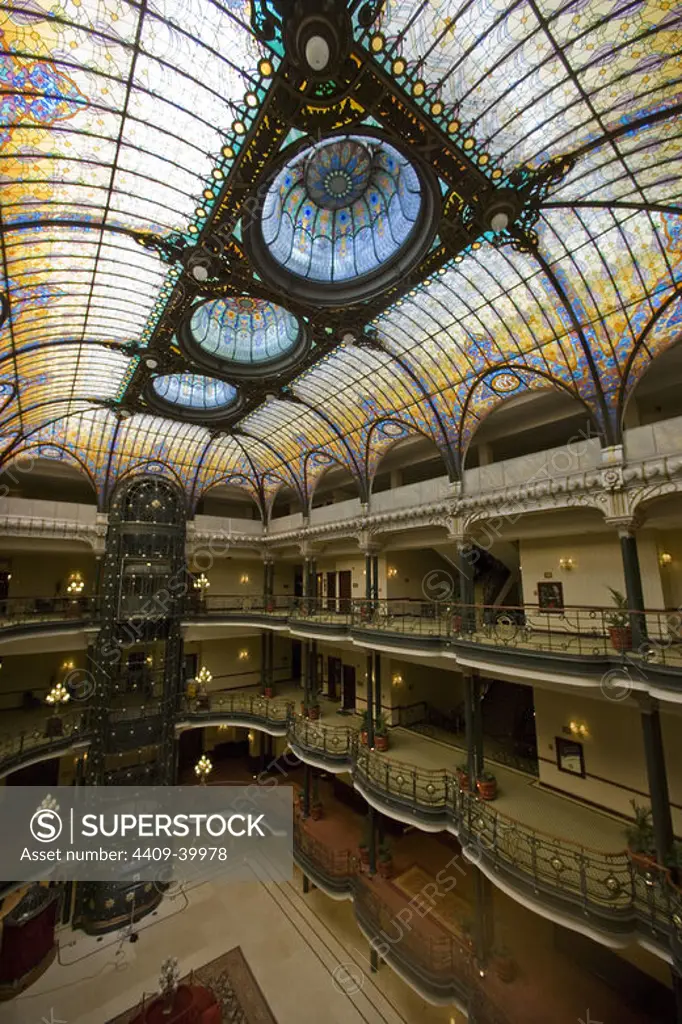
[342,664,356,709]
[338,570,352,613]
[327,656,342,701]
[326,571,337,611]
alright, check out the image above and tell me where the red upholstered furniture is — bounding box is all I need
[128,984,219,1024]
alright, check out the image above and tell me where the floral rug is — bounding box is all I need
[107,946,278,1024]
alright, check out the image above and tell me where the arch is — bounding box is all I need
[458,365,603,468]
[260,471,299,524]
[196,477,263,520]
[365,419,448,490]
[618,288,682,429]
[0,442,98,497]
[306,450,362,514]
[110,473,187,526]
[107,462,188,516]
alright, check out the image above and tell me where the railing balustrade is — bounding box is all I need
[0,709,91,774]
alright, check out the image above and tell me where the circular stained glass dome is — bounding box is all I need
[151,373,237,414]
[187,296,302,368]
[246,132,438,306]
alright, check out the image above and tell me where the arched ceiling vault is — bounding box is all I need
[0,0,680,507]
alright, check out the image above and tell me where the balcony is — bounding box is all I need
[179,687,681,957]
[0,708,92,779]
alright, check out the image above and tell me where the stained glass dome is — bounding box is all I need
[151,373,237,413]
[248,133,436,304]
[188,297,302,367]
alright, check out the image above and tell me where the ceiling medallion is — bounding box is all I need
[489,372,522,394]
[245,131,439,307]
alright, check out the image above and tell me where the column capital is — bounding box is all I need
[604,515,642,537]
[356,529,381,554]
[636,693,659,715]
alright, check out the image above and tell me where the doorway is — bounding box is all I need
[342,664,356,709]
[328,656,342,701]
[326,571,337,612]
[338,570,352,613]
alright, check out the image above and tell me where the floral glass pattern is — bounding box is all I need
[152,373,237,411]
[260,135,422,283]
[189,297,301,365]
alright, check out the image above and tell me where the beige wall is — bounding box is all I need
[315,553,385,599]
[0,650,87,709]
[0,550,97,599]
[519,532,665,610]
[385,548,455,601]
[655,529,682,609]
[184,633,292,693]
[534,687,682,833]
[381,657,466,726]
[190,556,263,597]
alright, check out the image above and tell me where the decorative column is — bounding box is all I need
[453,535,476,633]
[463,672,476,787]
[618,526,648,648]
[472,673,484,782]
[372,553,379,602]
[365,653,374,749]
[639,696,674,866]
[367,805,377,876]
[364,552,372,602]
[373,651,382,730]
[302,763,312,818]
[473,869,494,968]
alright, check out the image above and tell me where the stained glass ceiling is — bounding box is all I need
[1,0,681,512]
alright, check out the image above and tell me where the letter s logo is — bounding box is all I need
[30,809,63,843]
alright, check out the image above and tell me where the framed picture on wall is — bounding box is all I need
[537,580,564,612]
[556,736,585,777]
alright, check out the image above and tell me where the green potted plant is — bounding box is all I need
[378,839,393,878]
[492,944,517,983]
[625,799,656,872]
[476,770,498,801]
[606,587,632,652]
[456,761,471,792]
[374,713,389,752]
[360,710,369,746]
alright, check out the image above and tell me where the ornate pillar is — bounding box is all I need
[365,653,374,749]
[373,651,382,729]
[463,672,476,786]
[472,673,484,781]
[639,696,674,866]
[618,527,648,648]
[367,805,377,876]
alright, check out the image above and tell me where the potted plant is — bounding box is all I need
[456,762,471,792]
[492,944,517,983]
[308,703,320,721]
[360,710,369,746]
[476,771,498,801]
[606,587,632,652]
[625,799,656,872]
[263,685,274,699]
[378,840,393,878]
[374,713,389,752]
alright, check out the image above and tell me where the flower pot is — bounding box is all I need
[609,625,632,652]
[361,730,368,746]
[359,847,370,867]
[378,857,393,879]
[375,734,389,752]
[311,802,323,821]
[263,687,274,699]
[308,705,320,721]
[628,848,658,875]
[477,777,498,801]
[494,955,517,983]
[452,615,462,633]
[456,769,470,792]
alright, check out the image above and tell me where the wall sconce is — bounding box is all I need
[248,731,255,743]
[569,720,588,739]
[238,649,249,661]
[65,571,85,595]
[659,552,673,567]
[240,573,250,584]
[392,673,403,686]
[387,566,398,578]
[61,659,75,672]
[193,572,210,591]
[145,655,153,666]
[559,557,575,571]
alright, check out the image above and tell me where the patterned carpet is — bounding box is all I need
[107,947,278,1024]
